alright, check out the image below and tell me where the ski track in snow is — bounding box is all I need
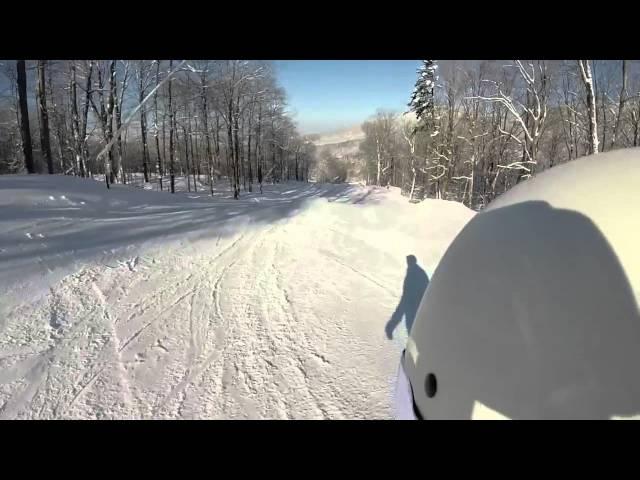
[0,177,474,419]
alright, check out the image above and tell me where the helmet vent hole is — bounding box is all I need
[425,373,437,398]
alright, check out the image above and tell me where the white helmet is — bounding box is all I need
[396,148,640,419]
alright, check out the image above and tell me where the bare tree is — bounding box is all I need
[16,60,34,174]
[168,59,176,193]
[470,61,549,181]
[154,60,163,190]
[400,114,418,200]
[36,60,53,174]
[136,60,152,183]
[114,60,130,183]
[197,61,214,194]
[361,110,396,186]
[557,63,582,162]
[47,61,69,174]
[611,60,628,150]
[0,63,24,174]
[87,60,116,187]
[579,60,599,154]
[80,61,93,177]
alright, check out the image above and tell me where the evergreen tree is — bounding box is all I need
[408,60,437,129]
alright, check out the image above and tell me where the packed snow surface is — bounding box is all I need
[0,175,474,419]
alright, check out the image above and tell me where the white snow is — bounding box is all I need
[0,175,474,419]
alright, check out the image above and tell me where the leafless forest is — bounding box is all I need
[1,60,637,209]
[0,60,316,197]
[341,60,638,208]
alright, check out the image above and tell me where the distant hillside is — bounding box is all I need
[311,125,364,160]
[309,125,366,182]
[311,125,365,147]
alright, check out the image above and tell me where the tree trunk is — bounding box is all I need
[114,63,126,184]
[96,64,108,182]
[271,139,276,184]
[36,60,53,174]
[154,61,163,190]
[226,146,233,191]
[579,60,599,155]
[409,167,416,202]
[240,114,246,191]
[234,99,241,198]
[228,100,237,198]
[189,115,197,192]
[46,63,66,174]
[50,86,66,175]
[162,113,167,176]
[256,103,262,192]
[247,126,253,192]
[183,121,191,192]
[611,60,628,149]
[121,120,128,184]
[70,62,85,177]
[168,60,175,193]
[375,136,382,186]
[139,63,150,183]
[200,72,213,193]
[81,61,93,178]
[468,153,475,208]
[300,154,305,182]
[17,60,35,174]
[104,60,116,187]
[600,88,607,152]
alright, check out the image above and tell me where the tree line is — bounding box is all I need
[0,60,316,197]
[358,60,640,208]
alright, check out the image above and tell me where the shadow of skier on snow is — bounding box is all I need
[386,255,429,339]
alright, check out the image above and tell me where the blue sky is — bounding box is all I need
[273,60,421,134]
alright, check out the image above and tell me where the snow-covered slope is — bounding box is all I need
[0,176,474,419]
